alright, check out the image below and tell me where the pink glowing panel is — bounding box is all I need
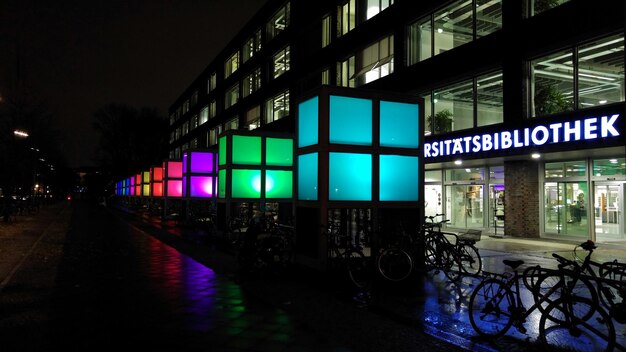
[167,161,183,178]
[152,183,163,197]
[167,180,183,197]
[190,176,214,198]
[190,152,214,173]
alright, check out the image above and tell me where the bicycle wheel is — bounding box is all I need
[533,271,598,323]
[458,244,482,276]
[346,249,370,289]
[377,247,413,282]
[442,246,462,282]
[522,265,551,292]
[468,278,515,337]
[424,235,439,270]
[539,296,615,352]
[598,261,626,317]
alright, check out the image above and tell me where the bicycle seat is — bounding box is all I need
[502,260,524,270]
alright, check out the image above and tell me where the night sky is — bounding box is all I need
[1,0,267,168]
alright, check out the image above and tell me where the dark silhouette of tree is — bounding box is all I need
[92,103,169,183]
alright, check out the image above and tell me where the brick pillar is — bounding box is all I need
[504,160,540,238]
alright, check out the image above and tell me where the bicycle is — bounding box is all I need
[422,214,482,281]
[376,223,415,282]
[534,240,625,325]
[324,224,370,289]
[469,259,616,351]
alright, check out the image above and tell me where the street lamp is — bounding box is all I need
[13,130,29,138]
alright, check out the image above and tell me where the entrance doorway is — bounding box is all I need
[594,182,625,241]
[544,181,588,238]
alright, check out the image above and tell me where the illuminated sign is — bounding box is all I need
[424,114,620,158]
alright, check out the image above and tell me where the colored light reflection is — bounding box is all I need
[190,176,214,197]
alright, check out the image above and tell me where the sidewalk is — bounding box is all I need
[2,201,624,351]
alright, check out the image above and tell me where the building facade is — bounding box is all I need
[169,0,626,243]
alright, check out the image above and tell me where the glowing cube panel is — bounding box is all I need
[182,150,218,198]
[218,131,293,200]
[163,161,183,197]
[380,101,420,148]
[379,155,419,201]
[151,166,163,197]
[329,153,372,201]
[297,153,318,201]
[298,96,319,147]
[329,96,372,146]
[296,87,422,203]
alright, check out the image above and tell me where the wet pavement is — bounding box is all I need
[1,199,624,351]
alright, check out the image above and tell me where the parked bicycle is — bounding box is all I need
[325,223,370,289]
[376,223,415,282]
[234,216,294,274]
[469,259,616,352]
[423,214,482,281]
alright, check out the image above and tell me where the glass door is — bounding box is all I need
[594,182,625,241]
[544,181,588,237]
[446,185,484,228]
[489,184,505,234]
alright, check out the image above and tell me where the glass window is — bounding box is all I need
[225,52,239,79]
[200,106,208,125]
[365,0,394,20]
[191,114,198,130]
[446,168,485,181]
[265,90,290,124]
[434,1,474,56]
[337,0,356,37]
[224,116,239,131]
[267,2,290,41]
[530,0,571,16]
[434,80,473,133]
[446,185,484,228]
[545,161,586,178]
[243,68,262,97]
[208,72,217,93]
[476,0,502,38]
[245,105,261,130]
[421,93,433,135]
[337,55,355,88]
[183,100,189,114]
[407,0,501,66]
[322,68,330,85]
[425,170,442,182]
[191,91,198,107]
[322,15,332,48]
[489,166,504,180]
[477,71,503,127]
[225,83,239,109]
[272,46,290,79]
[353,35,394,86]
[531,49,574,117]
[209,100,216,118]
[209,126,222,146]
[407,18,432,65]
[243,29,262,63]
[593,158,626,177]
[578,34,625,109]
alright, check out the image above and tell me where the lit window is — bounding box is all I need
[267,2,290,41]
[322,15,332,48]
[224,116,239,131]
[365,0,394,20]
[337,0,356,37]
[208,72,217,93]
[243,68,262,97]
[352,35,394,86]
[272,46,290,79]
[243,29,262,62]
[225,83,239,109]
[200,106,208,125]
[225,51,239,79]
[265,90,290,124]
[337,56,355,88]
[530,0,570,16]
[246,106,261,130]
